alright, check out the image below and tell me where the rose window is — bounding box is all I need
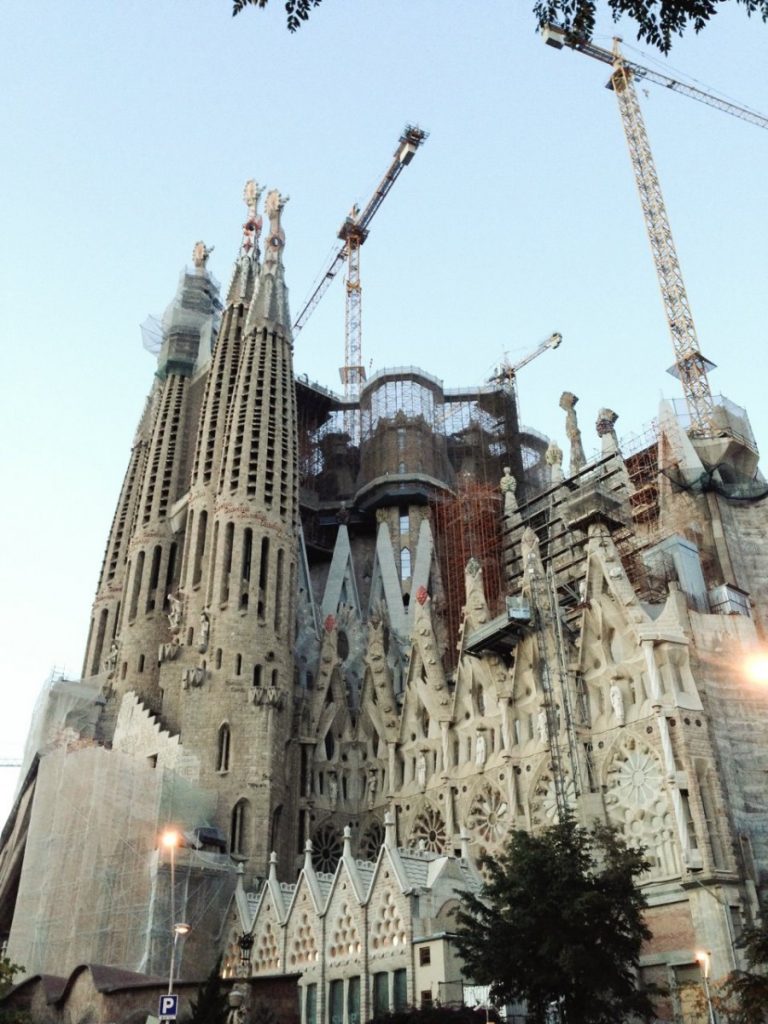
[537,774,576,825]
[409,805,446,853]
[612,742,662,807]
[360,819,384,861]
[311,823,342,874]
[468,785,509,845]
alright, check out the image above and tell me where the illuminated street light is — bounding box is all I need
[695,951,717,1024]
[161,829,186,994]
[168,922,191,996]
[744,653,768,686]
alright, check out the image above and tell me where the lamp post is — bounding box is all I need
[168,922,191,995]
[696,950,717,1024]
[161,829,181,930]
[161,830,189,995]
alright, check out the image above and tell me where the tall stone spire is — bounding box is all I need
[226,180,264,306]
[83,253,221,713]
[244,188,290,331]
[173,187,299,878]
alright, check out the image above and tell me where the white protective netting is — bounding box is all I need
[8,745,235,977]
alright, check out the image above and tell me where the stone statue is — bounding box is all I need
[192,240,214,269]
[609,680,626,726]
[499,466,518,514]
[416,752,427,790]
[521,526,540,572]
[475,733,487,767]
[328,770,339,808]
[537,707,549,745]
[367,767,378,808]
[199,608,210,651]
[167,592,183,633]
[465,556,482,578]
[545,441,564,484]
[103,642,118,678]
[559,391,586,475]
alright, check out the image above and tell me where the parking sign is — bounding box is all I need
[159,994,179,1020]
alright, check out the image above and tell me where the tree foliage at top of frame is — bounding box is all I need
[231,0,768,52]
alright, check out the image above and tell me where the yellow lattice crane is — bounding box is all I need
[544,25,768,437]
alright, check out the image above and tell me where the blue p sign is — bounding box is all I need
[159,994,179,1020]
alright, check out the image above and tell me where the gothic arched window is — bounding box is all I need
[217,723,231,773]
[230,798,249,856]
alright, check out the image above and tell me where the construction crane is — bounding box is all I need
[543,25,768,436]
[293,125,429,424]
[487,332,563,388]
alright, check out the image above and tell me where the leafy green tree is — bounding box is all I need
[231,0,768,53]
[0,956,31,1024]
[723,923,768,1024]
[452,816,654,1024]
[188,958,229,1024]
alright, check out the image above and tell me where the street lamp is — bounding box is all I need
[744,652,768,686]
[161,829,181,936]
[161,829,188,995]
[696,950,717,1024]
[168,922,191,995]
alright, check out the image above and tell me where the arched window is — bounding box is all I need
[217,723,231,773]
[230,799,249,856]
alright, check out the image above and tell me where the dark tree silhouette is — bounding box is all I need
[453,816,655,1024]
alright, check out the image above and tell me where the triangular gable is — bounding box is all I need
[322,526,361,619]
[368,521,408,638]
[282,857,323,974]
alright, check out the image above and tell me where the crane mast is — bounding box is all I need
[608,40,716,435]
[293,125,428,432]
[544,26,736,435]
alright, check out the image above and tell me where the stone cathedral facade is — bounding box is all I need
[2,183,768,1021]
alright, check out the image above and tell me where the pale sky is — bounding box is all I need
[2,0,767,822]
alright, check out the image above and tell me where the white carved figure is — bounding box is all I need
[609,680,626,726]
[328,770,339,808]
[559,391,586,475]
[521,526,540,572]
[367,768,378,808]
[475,733,487,767]
[499,466,518,514]
[192,240,214,269]
[103,642,118,678]
[416,752,427,790]
[167,591,183,633]
[537,707,549,745]
[199,608,210,649]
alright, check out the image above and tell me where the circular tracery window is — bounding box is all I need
[311,823,342,873]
